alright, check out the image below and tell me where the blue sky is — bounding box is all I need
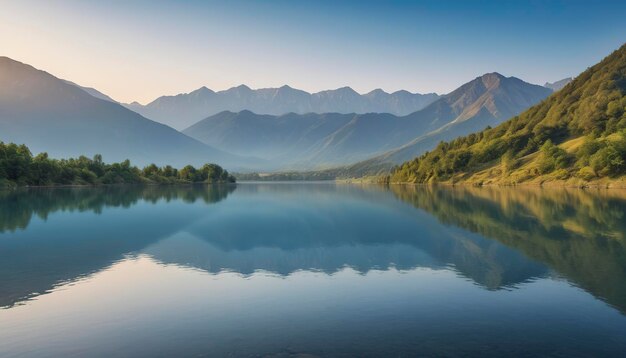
[1,0,624,103]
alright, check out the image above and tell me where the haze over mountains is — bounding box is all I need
[125,85,440,130]
[61,79,119,103]
[358,73,554,167]
[0,57,252,169]
[183,73,552,170]
[544,77,573,91]
[0,55,566,174]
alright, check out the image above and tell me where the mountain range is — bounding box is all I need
[389,43,626,185]
[0,55,568,174]
[0,57,253,169]
[183,73,552,170]
[354,72,555,168]
[125,85,440,130]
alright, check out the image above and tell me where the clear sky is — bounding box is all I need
[1,0,624,103]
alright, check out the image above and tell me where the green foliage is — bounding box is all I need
[590,142,625,176]
[390,44,626,183]
[537,140,570,174]
[0,142,235,187]
[577,166,596,181]
[500,150,519,174]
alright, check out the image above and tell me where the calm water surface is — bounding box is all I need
[0,183,625,357]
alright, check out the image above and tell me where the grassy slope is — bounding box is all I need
[443,135,626,188]
[389,44,626,187]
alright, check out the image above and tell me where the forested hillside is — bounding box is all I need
[389,44,626,186]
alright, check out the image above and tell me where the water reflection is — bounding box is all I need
[0,183,625,315]
[0,185,235,232]
[146,184,546,288]
[0,185,234,308]
[389,185,626,313]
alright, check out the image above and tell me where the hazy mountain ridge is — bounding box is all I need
[61,79,118,103]
[0,56,252,169]
[0,56,556,173]
[184,73,552,170]
[126,84,440,130]
[544,77,573,91]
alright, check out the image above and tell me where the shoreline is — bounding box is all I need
[339,176,626,189]
[385,180,626,189]
[4,179,625,190]
[0,182,238,190]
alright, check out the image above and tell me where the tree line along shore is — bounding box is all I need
[0,142,235,188]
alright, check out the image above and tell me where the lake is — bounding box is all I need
[1,183,625,357]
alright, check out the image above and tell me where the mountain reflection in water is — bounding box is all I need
[0,184,624,313]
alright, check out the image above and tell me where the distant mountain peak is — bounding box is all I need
[443,72,549,121]
[197,85,213,92]
[367,88,388,95]
[480,72,505,88]
[331,86,359,96]
[544,77,573,92]
[275,85,307,95]
[188,86,215,97]
[481,72,505,78]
